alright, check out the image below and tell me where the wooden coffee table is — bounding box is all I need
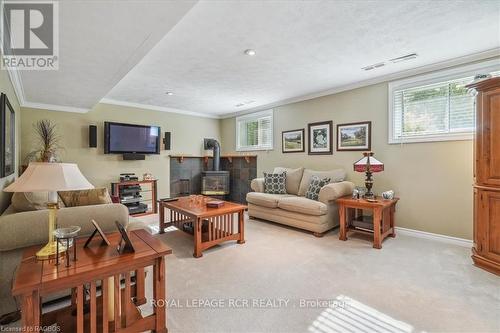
[159,196,247,258]
[12,229,172,333]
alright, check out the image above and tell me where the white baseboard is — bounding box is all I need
[395,227,472,248]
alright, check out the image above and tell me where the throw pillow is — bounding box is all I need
[298,168,346,196]
[305,176,331,201]
[273,167,304,195]
[263,172,287,194]
[11,192,66,212]
[58,188,112,207]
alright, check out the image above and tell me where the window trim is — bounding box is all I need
[235,109,274,151]
[388,59,500,144]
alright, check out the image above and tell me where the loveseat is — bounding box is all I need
[0,191,133,319]
[247,167,354,236]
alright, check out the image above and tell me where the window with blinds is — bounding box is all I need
[236,110,273,151]
[389,64,500,143]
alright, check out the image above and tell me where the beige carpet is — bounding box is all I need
[135,214,500,333]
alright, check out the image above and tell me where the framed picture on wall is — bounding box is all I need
[1,93,15,178]
[282,129,305,153]
[336,121,371,151]
[308,121,333,155]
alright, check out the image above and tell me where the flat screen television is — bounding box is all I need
[104,121,161,154]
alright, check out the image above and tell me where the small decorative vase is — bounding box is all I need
[382,190,395,200]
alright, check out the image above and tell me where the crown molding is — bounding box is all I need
[222,48,500,119]
[22,101,89,113]
[99,98,221,119]
[5,65,26,106]
[3,64,89,113]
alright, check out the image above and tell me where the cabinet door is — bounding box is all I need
[473,188,479,250]
[478,190,500,262]
[477,88,500,186]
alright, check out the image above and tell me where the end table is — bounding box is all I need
[12,229,172,333]
[337,196,399,249]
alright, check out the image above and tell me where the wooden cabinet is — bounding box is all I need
[474,189,500,265]
[476,86,500,186]
[468,78,500,275]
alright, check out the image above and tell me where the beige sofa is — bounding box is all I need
[0,199,132,318]
[247,167,354,236]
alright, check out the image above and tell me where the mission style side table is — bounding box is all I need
[12,229,172,333]
[337,196,399,249]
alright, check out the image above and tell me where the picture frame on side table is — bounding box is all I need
[337,121,371,151]
[115,221,135,254]
[282,129,305,153]
[84,219,111,248]
[1,93,15,178]
[308,121,333,155]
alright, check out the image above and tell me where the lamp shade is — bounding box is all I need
[3,162,94,192]
[354,152,384,173]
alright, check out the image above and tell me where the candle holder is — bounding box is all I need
[54,226,81,267]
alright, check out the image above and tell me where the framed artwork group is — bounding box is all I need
[281,120,371,155]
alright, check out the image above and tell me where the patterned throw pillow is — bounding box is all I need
[305,176,331,201]
[264,172,287,194]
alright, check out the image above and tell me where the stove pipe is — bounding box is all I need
[204,138,221,171]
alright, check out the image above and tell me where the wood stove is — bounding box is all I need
[201,171,229,195]
[202,139,230,196]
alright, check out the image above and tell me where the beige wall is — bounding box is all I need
[0,68,21,213]
[18,80,474,239]
[220,83,473,239]
[21,104,220,199]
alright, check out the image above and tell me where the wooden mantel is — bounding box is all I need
[168,154,257,164]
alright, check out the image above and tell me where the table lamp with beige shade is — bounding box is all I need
[4,162,94,260]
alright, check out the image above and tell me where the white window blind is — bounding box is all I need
[389,63,500,144]
[236,110,273,151]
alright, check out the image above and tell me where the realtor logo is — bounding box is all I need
[1,1,59,70]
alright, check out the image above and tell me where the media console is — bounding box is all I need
[111,179,158,216]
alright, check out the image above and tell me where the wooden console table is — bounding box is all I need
[159,196,246,258]
[337,196,399,249]
[12,229,172,332]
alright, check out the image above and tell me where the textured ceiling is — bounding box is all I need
[17,0,197,109]
[105,0,500,116]
[13,0,500,116]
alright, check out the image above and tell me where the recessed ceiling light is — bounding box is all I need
[165,91,174,96]
[244,49,256,56]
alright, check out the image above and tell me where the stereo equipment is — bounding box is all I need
[123,153,146,161]
[163,132,171,150]
[89,125,97,148]
[119,173,139,182]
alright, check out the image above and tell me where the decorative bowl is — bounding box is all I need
[382,190,395,200]
[53,226,81,239]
